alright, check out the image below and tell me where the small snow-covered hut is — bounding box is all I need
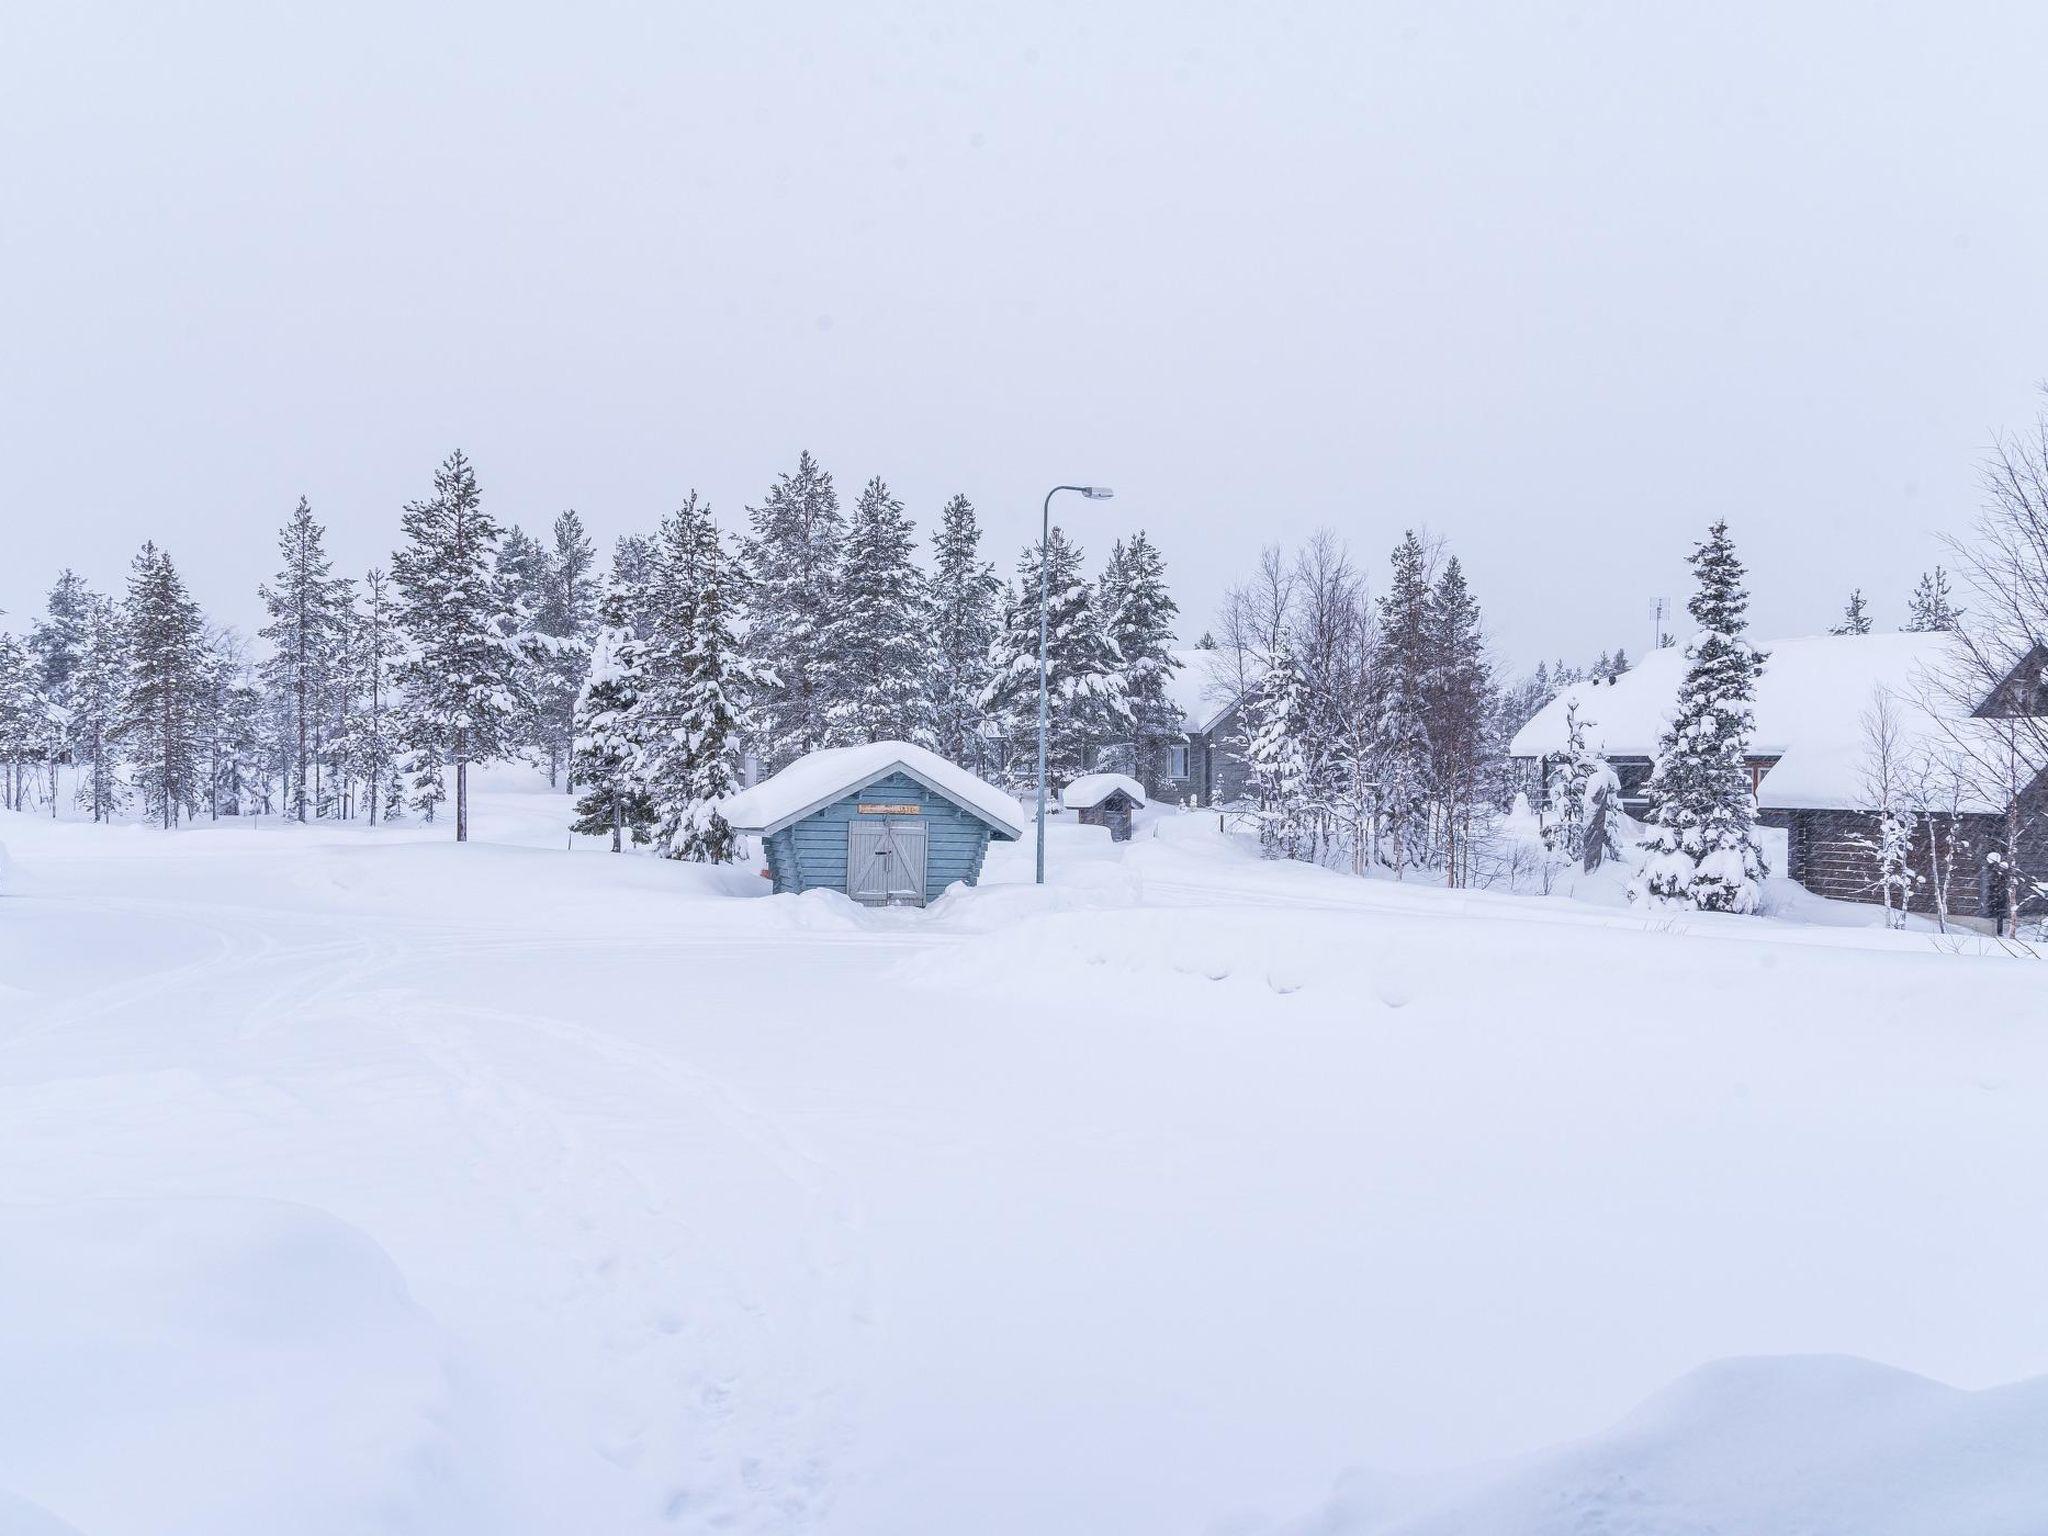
[1061,773,1146,842]
[719,742,1024,906]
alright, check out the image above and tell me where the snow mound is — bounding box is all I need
[1278,1354,2048,1536]
[0,1198,496,1536]
[1061,772,1147,810]
[719,740,1026,838]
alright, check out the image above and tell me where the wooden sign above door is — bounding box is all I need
[857,803,920,815]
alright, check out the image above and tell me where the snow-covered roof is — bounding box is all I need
[718,741,1026,840]
[1166,647,1253,734]
[1061,773,1147,811]
[1509,631,2004,812]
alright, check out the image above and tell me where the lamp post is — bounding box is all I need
[1037,483,1114,884]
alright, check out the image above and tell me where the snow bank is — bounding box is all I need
[718,740,1026,837]
[1275,1354,2048,1535]
[0,1198,493,1536]
[1060,772,1147,810]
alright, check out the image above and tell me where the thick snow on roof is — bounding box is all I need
[1166,647,1252,733]
[1061,773,1147,811]
[1509,632,1993,812]
[719,741,1026,839]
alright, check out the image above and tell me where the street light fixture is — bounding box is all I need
[1037,483,1114,885]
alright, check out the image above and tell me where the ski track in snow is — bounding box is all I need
[2,786,2046,1535]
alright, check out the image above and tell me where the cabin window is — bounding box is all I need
[1168,744,1190,779]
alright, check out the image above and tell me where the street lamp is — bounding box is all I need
[1037,483,1114,885]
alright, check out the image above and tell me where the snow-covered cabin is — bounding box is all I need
[1062,772,1146,841]
[719,742,1024,907]
[1510,632,2048,923]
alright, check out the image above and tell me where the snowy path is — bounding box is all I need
[2,789,2046,1534]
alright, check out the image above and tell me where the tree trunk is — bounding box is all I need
[610,796,622,853]
[456,752,468,843]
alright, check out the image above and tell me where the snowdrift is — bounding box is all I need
[1278,1354,2048,1535]
[0,1198,496,1536]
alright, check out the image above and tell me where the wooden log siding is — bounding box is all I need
[1763,805,2048,920]
[759,770,999,904]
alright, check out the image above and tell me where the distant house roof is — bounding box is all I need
[1061,772,1147,811]
[1509,631,2012,813]
[719,742,1026,840]
[1166,647,1254,735]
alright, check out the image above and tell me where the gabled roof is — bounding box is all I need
[718,741,1026,840]
[1972,641,2048,719]
[1061,772,1147,811]
[1508,631,2016,813]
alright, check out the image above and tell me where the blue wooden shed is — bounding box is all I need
[719,741,1025,906]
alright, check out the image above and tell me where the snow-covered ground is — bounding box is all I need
[2,772,2044,1534]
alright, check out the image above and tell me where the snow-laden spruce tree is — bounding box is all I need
[338,569,401,825]
[1632,521,1770,912]
[0,632,44,813]
[827,476,931,744]
[1375,530,1433,877]
[1831,589,1872,636]
[390,450,527,842]
[120,542,209,828]
[1097,531,1183,792]
[527,510,598,790]
[982,527,1126,793]
[28,570,90,799]
[642,494,752,863]
[1543,698,1597,865]
[928,493,1000,772]
[1244,638,1313,859]
[259,496,350,822]
[71,591,128,821]
[1905,566,1961,632]
[1424,554,1492,886]
[570,576,656,851]
[743,450,844,767]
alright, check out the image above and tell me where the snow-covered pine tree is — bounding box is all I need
[530,510,598,789]
[1543,699,1597,864]
[1424,553,1493,886]
[71,592,127,821]
[1831,589,1873,636]
[1905,566,1962,632]
[340,569,401,824]
[982,526,1125,793]
[642,494,752,862]
[1633,520,1770,912]
[827,476,931,744]
[210,640,270,817]
[1374,530,1433,878]
[929,493,1001,772]
[570,576,656,850]
[390,450,527,842]
[28,570,90,803]
[610,535,659,629]
[1243,638,1313,859]
[120,542,209,828]
[258,497,350,822]
[0,632,43,812]
[1097,531,1183,794]
[1608,647,1631,677]
[743,450,845,767]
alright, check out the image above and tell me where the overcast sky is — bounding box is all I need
[5,1,2046,669]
